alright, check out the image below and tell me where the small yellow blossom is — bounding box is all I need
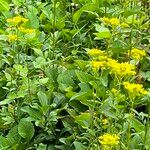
[101,17,110,24]
[101,17,120,26]
[7,35,17,41]
[129,48,146,60]
[18,27,35,34]
[99,133,120,146]
[111,88,117,94]
[7,16,29,25]
[123,82,148,96]
[91,61,105,69]
[87,49,106,57]
[102,119,108,125]
[120,22,129,28]
[109,18,120,26]
[107,61,136,77]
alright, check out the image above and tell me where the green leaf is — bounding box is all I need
[0,136,9,149]
[94,25,111,39]
[7,125,21,146]
[37,91,48,106]
[4,72,11,81]
[21,106,42,120]
[73,3,97,24]
[75,113,92,128]
[74,141,86,150]
[32,48,43,56]
[18,118,35,140]
[130,117,144,132]
[0,35,8,41]
[26,6,39,28]
[12,0,25,6]
[39,78,49,84]
[75,70,93,83]
[0,0,10,11]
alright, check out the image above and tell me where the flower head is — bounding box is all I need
[18,27,35,34]
[115,62,136,77]
[87,49,106,57]
[107,60,136,78]
[90,61,105,69]
[7,16,29,25]
[7,35,17,42]
[109,18,120,26]
[99,133,120,146]
[102,119,108,125]
[101,17,120,26]
[129,48,146,60]
[123,82,148,96]
[101,17,110,24]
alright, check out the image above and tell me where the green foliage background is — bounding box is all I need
[0,0,149,149]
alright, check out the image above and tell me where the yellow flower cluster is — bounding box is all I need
[89,51,136,77]
[91,61,105,69]
[87,49,106,57]
[18,27,35,34]
[6,16,35,42]
[101,17,129,28]
[123,82,148,96]
[99,133,120,146]
[7,35,17,42]
[7,16,28,25]
[129,48,146,60]
[102,119,108,125]
[108,61,136,77]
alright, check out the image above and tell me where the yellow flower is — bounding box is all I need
[129,48,146,60]
[87,49,106,57]
[18,27,35,34]
[102,119,108,125]
[109,18,120,26]
[101,17,110,24]
[120,22,129,28]
[101,17,120,26]
[107,60,136,77]
[7,16,29,25]
[7,35,17,41]
[99,133,120,146]
[123,82,148,96]
[91,61,105,69]
[111,88,117,93]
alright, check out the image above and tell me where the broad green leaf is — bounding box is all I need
[0,136,9,149]
[0,35,8,41]
[32,48,43,56]
[26,6,39,28]
[0,0,10,11]
[130,117,144,132]
[37,91,48,106]
[75,70,93,83]
[75,113,92,128]
[7,125,21,146]
[18,118,35,140]
[100,70,109,87]
[73,3,97,24]
[4,72,11,81]
[21,106,42,120]
[12,0,25,6]
[94,25,111,39]
[39,78,49,84]
[70,92,87,101]
[74,141,86,150]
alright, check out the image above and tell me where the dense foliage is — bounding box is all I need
[0,0,149,149]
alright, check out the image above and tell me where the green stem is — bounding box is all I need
[143,101,150,149]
